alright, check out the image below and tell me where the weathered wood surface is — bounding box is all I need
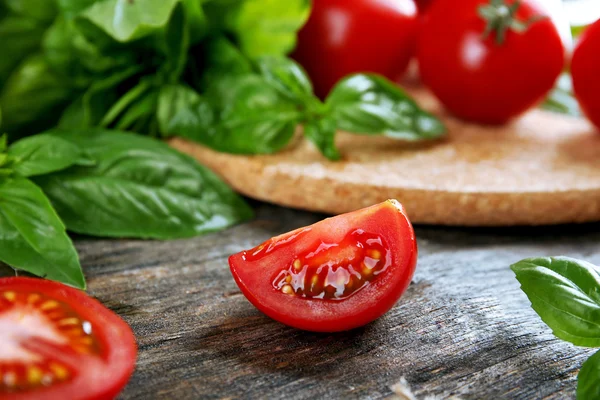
[3,202,599,399]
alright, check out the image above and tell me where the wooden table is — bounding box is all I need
[3,202,599,399]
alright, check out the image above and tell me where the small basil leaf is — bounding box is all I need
[113,90,159,131]
[541,73,581,117]
[100,78,153,127]
[79,0,181,42]
[157,84,212,138]
[200,36,253,89]
[0,178,85,289]
[0,54,74,136]
[256,56,313,102]
[304,117,340,161]
[5,0,57,22]
[228,0,310,58]
[327,74,446,140]
[578,350,600,400]
[511,257,600,347]
[36,129,253,239]
[9,134,93,177]
[195,74,301,154]
[182,0,208,45]
[163,2,190,82]
[0,16,47,90]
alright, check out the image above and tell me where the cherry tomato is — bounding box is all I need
[229,200,417,332]
[415,0,435,13]
[0,277,136,400]
[572,19,600,131]
[291,0,419,99]
[417,0,564,124]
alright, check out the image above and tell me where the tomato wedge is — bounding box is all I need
[229,200,417,332]
[0,277,136,400]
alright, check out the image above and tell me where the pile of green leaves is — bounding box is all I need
[512,257,600,399]
[0,0,445,160]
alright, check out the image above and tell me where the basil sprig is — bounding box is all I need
[512,257,600,399]
[0,130,253,289]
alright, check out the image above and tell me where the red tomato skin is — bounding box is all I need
[572,19,600,131]
[417,0,564,124]
[416,0,435,13]
[0,277,137,400]
[292,0,419,99]
[229,200,418,332]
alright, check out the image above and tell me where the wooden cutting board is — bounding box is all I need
[169,87,600,226]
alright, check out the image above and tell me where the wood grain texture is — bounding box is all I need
[2,203,598,399]
[169,87,600,226]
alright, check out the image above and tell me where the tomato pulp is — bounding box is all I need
[417,0,564,124]
[0,277,136,400]
[292,0,419,99]
[229,200,418,332]
[572,18,600,131]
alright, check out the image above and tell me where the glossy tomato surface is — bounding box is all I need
[292,0,419,99]
[417,0,564,124]
[572,19,600,131]
[229,200,418,332]
[0,277,137,400]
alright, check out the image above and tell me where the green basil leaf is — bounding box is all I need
[0,178,85,289]
[57,0,98,16]
[198,74,301,154]
[200,36,253,89]
[304,117,340,161]
[0,16,47,90]
[5,0,57,22]
[511,257,600,347]
[36,129,253,239]
[162,2,190,82]
[182,0,207,45]
[327,74,446,140]
[0,54,74,136]
[228,0,310,58]
[256,56,313,102]
[578,350,600,400]
[541,73,581,117]
[113,89,159,131]
[100,78,153,127]
[9,133,93,177]
[79,0,180,42]
[157,84,212,138]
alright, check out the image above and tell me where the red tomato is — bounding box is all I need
[292,0,419,99]
[572,19,600,131]
[0,277,136,400]
[229,200,417,332]
[417,0,564,124]
[415,0,435,13]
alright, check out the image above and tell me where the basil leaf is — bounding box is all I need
[0,178,85,289]
[0,54,74,135]
[9,133,93,177]
[511,257,600,347]
[578,350,600,400]
[100,78,153,127]
[157,84,212,138]
[0,16,47,90]
[228,0,310,58]
[5,0,57,22]
[80,0,180,42]
[36,129,253,239]
[327,74,446,140]
[200,36,253,89]
[541,73,581,117]
[304,117,340,161]
[163,2,190,82]
[256,56,313,102]
[182,0,207,45]
[191,74,301,154]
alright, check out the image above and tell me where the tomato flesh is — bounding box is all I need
[572,19,600,131]
[292,0,419,99]
[229,200,417,332]
[417,0,564,124]
[0,278,136,400]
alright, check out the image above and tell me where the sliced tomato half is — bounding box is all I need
[0,277,137,400]
[229,200,418,332]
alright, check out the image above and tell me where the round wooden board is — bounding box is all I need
[169,88,600,226]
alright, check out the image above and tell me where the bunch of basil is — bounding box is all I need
[0,0,445,288]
